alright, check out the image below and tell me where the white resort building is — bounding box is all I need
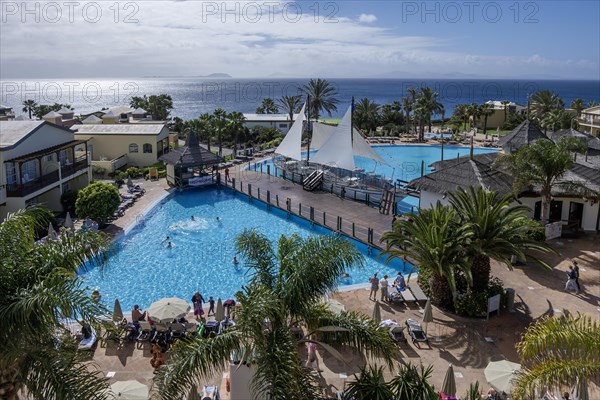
[0,121,91,221]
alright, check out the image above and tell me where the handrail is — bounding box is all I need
[223,177,386,250]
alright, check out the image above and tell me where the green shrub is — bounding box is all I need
[60,189,79,213]
[454,276,506,317]
[75,181,121,223]
[126,167,141,178]
[454,291,489,318]
[516,218,546,242]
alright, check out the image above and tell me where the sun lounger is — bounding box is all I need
[78,324,97,351]
[399,287,416,303]
[389,289,404,304]
[388,324,408,345]
[201,385,220,400]
[405,319,429,348]
[408,284,428,303]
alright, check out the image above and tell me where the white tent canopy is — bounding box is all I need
[275,103,306,161]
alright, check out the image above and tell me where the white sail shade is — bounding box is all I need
[275,103,306,161]
[310,106,356,171]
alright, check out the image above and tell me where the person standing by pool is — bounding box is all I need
[207,296,215,316]
[192,291,206,320]
[380,274,389,302]
[368,272,379,301]
[224,167,230,182]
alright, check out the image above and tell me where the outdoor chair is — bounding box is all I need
[408,284,428,304]
[136,321,154,344]
[388,324,408,345]
[389,288,405,304]
[170,323,186,342]
[405,319,429,348]
[184,322,198,337]
[152,323,171,346]
[399,287,416,303]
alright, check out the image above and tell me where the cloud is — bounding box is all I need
[0,1,596,80]
[358,13,377,23]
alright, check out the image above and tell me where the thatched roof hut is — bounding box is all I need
[498,120,549,153]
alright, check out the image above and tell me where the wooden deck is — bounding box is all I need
[222,169,397,249]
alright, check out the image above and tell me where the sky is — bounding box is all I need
[0,0,599,80]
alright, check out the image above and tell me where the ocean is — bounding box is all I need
[1,78,598,121]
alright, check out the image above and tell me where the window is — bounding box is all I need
[279,123,288,128]
[143,143,152,153]
[59,149,70,165]
[45,154,54,162]
[5,163,16,185]
[129,143,139,153]
[22,160,38,182]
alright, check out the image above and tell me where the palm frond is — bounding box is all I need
[155,330,242,399]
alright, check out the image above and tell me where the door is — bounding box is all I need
[533,201,541,220]
[568,202,584,228]
[549,200,563,222]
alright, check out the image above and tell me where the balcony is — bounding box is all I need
[6,156,89,198]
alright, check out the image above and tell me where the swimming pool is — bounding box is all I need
[251,145,497,183]
[81,188,411,311]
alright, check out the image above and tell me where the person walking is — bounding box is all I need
[192,291,206,320]
[573,260,581,292]
[305,341,322,372]
[368,272,379,301]
[565,266,578,294]
[380,274,389,302]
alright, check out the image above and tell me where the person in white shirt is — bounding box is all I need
[380,275,389,302]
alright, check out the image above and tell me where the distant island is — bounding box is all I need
[142,73,232,78]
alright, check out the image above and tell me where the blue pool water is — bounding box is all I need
[81,189,411,311]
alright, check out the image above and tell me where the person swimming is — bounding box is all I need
[166,241,173,249]
[341,272,351,278]
[191,215,196,221]
[233,255,239,265]
[161,235,170,243]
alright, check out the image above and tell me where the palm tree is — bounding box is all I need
[197,113,213,152]
[256,98,279,114]
[448,187,553,293]
[414,88,444,140]
[501,100,511,122]
[380,203,472,308]
[478,103,494,135]
[227,111,246,156]
[353,98,380,134]
[344,363,438,400]
[467,103,480,131]
[302,78,339,120]
[495,137,587,223]
[156,230,396,399]
[540,109,578,133]
[277,95,302,123]
[513,314,600,399]
[380,101,404,135]
[401,97,413,134]
[570,98,585,118]
[343,365,393,400]
[22,99,38,119]
[210,108,228,157]
[407,88,419,134]
[530,90,564,121]
[0,207,113,399]
[453,104,469,132]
